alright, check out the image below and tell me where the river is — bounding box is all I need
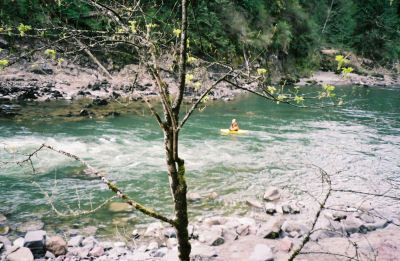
[0,85,399,239]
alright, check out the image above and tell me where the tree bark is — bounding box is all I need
[164,127,191,261]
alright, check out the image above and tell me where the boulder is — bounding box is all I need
[166,238,178,249]
[45,236,67,256]
[198,226,224,246]
[279,238,293,252]
[153,247,168,257]
[191,243,218,260]
[23,230,46,258]
[0,243,3,251]
[341,215,367,235]
[93,98,109,106]
[89,246,104,257]
[146,241,158,251]
[68,235,83,247]
[246,199,264,209]
[81,236,97,250]
[257,216,284,239]
[265,203,277,215]
[263,186,281,201]
[13,238,24,247]
[0,235,12,250]
[6,247,34,261]
[249,244,274,261]
[281,221,309,238]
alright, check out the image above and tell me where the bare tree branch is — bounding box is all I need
[18,144,176,226]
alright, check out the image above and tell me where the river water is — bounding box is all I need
[1,85,399,239]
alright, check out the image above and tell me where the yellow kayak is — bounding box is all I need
[220,129,249,134]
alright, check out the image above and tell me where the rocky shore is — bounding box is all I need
[1,186,399,261]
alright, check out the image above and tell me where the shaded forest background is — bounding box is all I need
[0,0,399,74]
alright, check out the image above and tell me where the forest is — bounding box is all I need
[1,0,399,71]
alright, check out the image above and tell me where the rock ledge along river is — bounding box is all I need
[0,85,399,239]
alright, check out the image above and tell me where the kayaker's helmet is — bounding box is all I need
[232,119,236,123]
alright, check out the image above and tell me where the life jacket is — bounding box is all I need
[231,122,239,130]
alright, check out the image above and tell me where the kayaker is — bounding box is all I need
[230,119,239,131]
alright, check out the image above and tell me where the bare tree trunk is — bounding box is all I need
[164,127,191,261]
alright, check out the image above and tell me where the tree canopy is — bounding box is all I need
[1,0,399,68]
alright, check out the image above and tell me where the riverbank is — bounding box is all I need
[1,186,399,261]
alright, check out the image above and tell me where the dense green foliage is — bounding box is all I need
[1,0,399,68]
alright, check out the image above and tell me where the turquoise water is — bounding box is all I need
[1,85,399,239]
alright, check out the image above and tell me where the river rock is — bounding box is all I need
[164,227,176,238]
[18,220,44,233]
[44,251,56,259]
[89,246,104,257]
[113,241,126,248]
[108,202,133,212]
[187,192,202,202]
[0,225,9,235]
[191,243,218,259]
[281,204,292,214]
[341,214,367,235]
[166,238,178,249]
[13,237,24,247]
[205,191,218,199]
[68,235,83,247]
[46,236,67,256]
[127,251,152,260]
[246,199,264,209]
[147,241,158,251]
[153,247,168,257]
[265,203,277,215]
[93,98,108,106]
[24,230,46,258]
[263,186,281,201]
[0,214,6,223]
[198,226,224,246]
[144,222,164,238]
[279,238,293,252]
[30,63,53,75]
[0,235,12,249]
[82,236,97,250]
[257,216,284,239]
[281,221,309,238]
[249,244,274,261]
[6,247,34,261]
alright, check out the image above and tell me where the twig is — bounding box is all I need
[289,166,332,261]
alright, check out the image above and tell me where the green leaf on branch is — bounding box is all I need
[0,59,9,72]
[173,28,181,37]
[267,86,276,95]
[257,68,267,75]
[18,23,31,37]
[294,96,304,103]
[44,49,56,60]
[185,74,194,84]
[128,20,137,33]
